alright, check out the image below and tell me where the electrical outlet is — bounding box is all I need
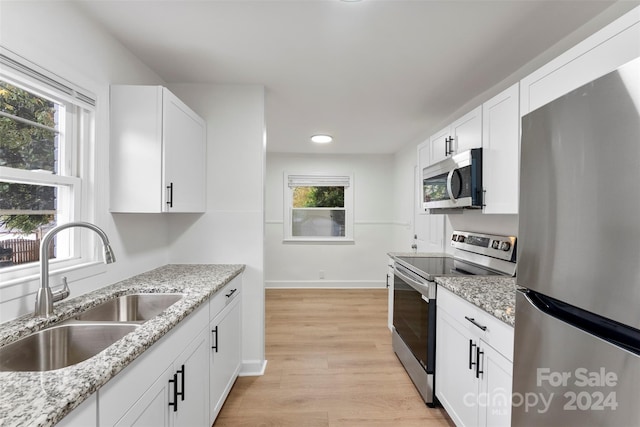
[319,270,325,279]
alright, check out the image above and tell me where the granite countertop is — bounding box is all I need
[435,276,517,327]
[0,264,245,427]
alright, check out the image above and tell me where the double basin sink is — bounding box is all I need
[0,293,183,372]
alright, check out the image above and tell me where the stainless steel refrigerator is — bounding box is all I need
[513,57,640,426]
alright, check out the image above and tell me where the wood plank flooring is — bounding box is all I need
[214,289,454,427]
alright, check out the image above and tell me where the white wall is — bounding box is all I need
[167,84,266,375]
[0,1,170,321]
[265,153,393,288]
[390,143,416,253]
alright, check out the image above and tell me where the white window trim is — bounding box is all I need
[283,172,354,243]
[0,47,104,290]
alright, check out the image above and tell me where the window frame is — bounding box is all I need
[283,172,354,243]
[0,48,100,286]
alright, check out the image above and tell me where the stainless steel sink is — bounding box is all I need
[0,323,138,372]
[74,293,183,322]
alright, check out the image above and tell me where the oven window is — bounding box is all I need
[393,277,435,373]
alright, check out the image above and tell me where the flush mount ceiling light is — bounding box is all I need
[311,135,333,144]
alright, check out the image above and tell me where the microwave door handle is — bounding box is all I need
[446,169,457,202]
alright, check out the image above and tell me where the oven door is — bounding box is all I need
[393,263,436,373]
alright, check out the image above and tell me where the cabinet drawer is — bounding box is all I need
[437,286,514,361]
[210,276,242,319]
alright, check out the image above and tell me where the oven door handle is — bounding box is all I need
[394,264,425,289]
[394,264,433,299]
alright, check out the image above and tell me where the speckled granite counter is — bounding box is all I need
[0,264,244,427]
[435,276,516,327]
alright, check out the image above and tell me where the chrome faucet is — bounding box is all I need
[35,221,116,317]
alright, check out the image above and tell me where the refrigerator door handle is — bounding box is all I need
[523,289,640,355]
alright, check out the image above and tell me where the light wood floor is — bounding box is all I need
[214,289,455,427]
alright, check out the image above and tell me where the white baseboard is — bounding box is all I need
[265,280,386,289]
[239,359,267,376]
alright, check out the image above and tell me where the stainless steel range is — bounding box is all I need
[391,230,516,406]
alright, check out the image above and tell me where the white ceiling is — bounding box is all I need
[75,0,624,154]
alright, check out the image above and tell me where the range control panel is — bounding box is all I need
[451,230,516,262]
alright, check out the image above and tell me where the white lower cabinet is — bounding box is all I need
[100,303,209,427]
[436,287,513,427]
[174,327,210,426]
[209,279,242,424]
[94,276,243,427]
[114,365,173,426]
[112,326,209,427]
[478,342,513,426]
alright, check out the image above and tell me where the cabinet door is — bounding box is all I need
[174,326,210,427]
[520,9,640,115]
[110,85,164,213]
[451,106,482,153]
[436,307,479,427]
[115,366,172,427]
[210,297,242,423]
[482,83,520,214]
[478,341,513,427]
[162,88,207,213]
[429,126,450,165]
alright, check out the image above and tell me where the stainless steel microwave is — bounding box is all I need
[422,148,483,212]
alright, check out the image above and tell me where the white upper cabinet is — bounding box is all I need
[450,106,482,154]
[110,85,206,213]
[429,106,482,166]
[429,126,451,165]
[482,83,520,214]
[520,7,640,116]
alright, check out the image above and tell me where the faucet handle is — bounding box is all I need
[52,277,70,303]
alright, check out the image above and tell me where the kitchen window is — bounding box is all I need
[0,49,96,276]
[284,173,354,242]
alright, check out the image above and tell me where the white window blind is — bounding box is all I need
[287,175,351,188]
[0,48,96,109]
